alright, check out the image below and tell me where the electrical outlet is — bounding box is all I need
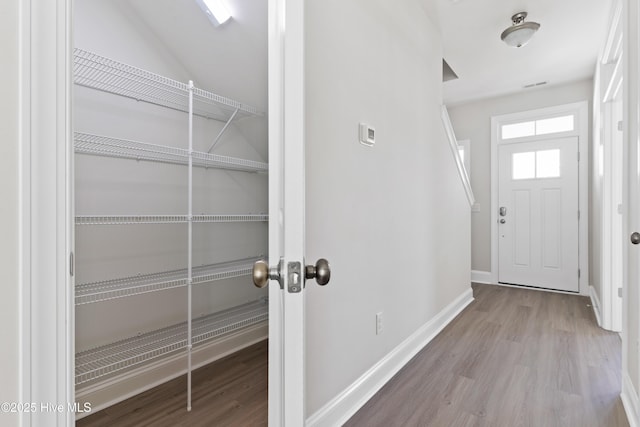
[376,312,383,335]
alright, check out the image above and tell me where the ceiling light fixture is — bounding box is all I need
[195,0,232,27]
[500,12,540,48]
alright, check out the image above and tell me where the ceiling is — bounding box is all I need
[121,0,613,109]
[424,0,614,105]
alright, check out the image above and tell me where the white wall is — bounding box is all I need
[447,80,593,273]
[0,1,21,425]
[304,0,471,415]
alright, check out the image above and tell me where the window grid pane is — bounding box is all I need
[502,121,535,140]
[512,152,536,180]
[536,115,574,135]
[536,149,561,178]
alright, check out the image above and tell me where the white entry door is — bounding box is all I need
[498,137,580,292]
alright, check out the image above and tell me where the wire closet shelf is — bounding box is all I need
[74,132,268,173]
[73,48,264,122]
[75,257,263,305]
[75,214,269,226]
[75,299,268,385]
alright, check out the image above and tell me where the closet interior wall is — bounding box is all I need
[73,0,268,413]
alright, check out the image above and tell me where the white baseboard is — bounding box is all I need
[471,270,493,284]
[306,288,474,427]
[589,285,603,327]
[622,372,640,427]
[75,322,268,420]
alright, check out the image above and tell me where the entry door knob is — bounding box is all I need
[253,259,283,288]
[632,232,640,245]
[305,258,331,286]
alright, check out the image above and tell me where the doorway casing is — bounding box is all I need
[18,0,75,425]
[593,0,624,333]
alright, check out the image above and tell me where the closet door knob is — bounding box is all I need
[305,258,331,286]
[252,261,269,288]
[632,232,640,245]
[253,259,283,288]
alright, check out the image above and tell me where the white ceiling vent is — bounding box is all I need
[523,81,548,89]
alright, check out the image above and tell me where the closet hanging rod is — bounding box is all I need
[74,132,268,173]
[75,214,269,225]
[73,48,264,122]
[75,257,262,305]
[75,299,268,385]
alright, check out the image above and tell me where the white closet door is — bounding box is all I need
[268,0,306,425]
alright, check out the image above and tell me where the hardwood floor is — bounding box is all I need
[76,340,268,427]
[78,284,628,426]
[346,284,628,427]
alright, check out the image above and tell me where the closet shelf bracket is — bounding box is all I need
[208,108,240,153]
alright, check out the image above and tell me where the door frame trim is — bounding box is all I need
[490,101,589,294]
[267,0,285,424]
[280,0,307,423]
[20,0,75,425]
[594,0,624,332]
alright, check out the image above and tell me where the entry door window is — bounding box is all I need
[502,114,575,140]
[512,149,560,180]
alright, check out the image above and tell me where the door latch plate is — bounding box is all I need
[288,262,302,293]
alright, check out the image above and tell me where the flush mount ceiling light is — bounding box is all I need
[501,12,540,48]
[194,0,232,27]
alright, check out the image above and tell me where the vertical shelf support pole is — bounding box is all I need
[208,107,240,153]
[187,80,194,411]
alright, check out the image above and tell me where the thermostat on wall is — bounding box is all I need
[359,123,375,147]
